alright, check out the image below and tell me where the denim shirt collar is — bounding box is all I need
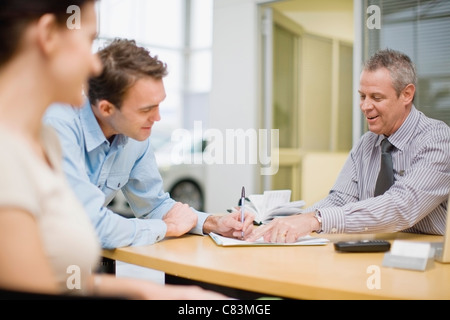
[80,100,128,152]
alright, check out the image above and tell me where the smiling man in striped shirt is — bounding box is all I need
[248,48,450,244]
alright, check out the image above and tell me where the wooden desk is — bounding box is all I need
[102,233,450,300]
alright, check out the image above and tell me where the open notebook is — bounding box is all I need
[209,232,329,247]
[434,194,450,263]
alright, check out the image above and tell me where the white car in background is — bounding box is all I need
[107,129,207,217]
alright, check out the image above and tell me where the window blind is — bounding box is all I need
[362,0,450,125]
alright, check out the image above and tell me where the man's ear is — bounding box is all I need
[401,83,415,105]
[35,14,60,56]
[97,100,116,116]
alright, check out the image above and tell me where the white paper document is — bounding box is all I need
[242,190,305,224]
[208,232,330,247]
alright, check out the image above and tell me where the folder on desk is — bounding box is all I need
[209,232,329,247]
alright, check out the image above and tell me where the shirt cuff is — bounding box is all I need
[130,218,167,246]
[315,207,345,234]
[190,208,211,235]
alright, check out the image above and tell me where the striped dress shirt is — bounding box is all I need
[306,106,450,235]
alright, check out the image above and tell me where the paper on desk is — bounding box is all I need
[208,232,329,247]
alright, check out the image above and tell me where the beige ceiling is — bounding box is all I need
[270,0,353,12]
[266,0,354,42]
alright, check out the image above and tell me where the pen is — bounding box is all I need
[241,186,245,238]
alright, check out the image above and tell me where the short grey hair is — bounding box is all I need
[364,48,417,97]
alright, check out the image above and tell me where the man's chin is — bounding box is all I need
[367,125,382,135]
[134,131,152,141]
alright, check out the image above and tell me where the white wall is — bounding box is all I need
[206,0,262,212]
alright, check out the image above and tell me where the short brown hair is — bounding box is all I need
[88,38,168,108]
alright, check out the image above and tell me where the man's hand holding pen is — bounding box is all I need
[203,211,255,239]
[203,186,255,239]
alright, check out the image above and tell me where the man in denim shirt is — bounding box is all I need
[44,39,254,249]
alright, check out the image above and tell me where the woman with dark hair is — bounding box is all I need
[0,0,227,299]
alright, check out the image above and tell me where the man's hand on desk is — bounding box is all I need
[203,210,255,239]
[163,202,198,237]
[246,212,318,243]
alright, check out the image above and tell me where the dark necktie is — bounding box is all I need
[374,138,395,196]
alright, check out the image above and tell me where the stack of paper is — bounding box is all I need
[241,190,305,224]
[209,232,329,247]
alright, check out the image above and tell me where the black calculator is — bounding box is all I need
[334,240,391,253]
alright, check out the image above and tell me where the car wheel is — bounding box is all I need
[169,180,204,211]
